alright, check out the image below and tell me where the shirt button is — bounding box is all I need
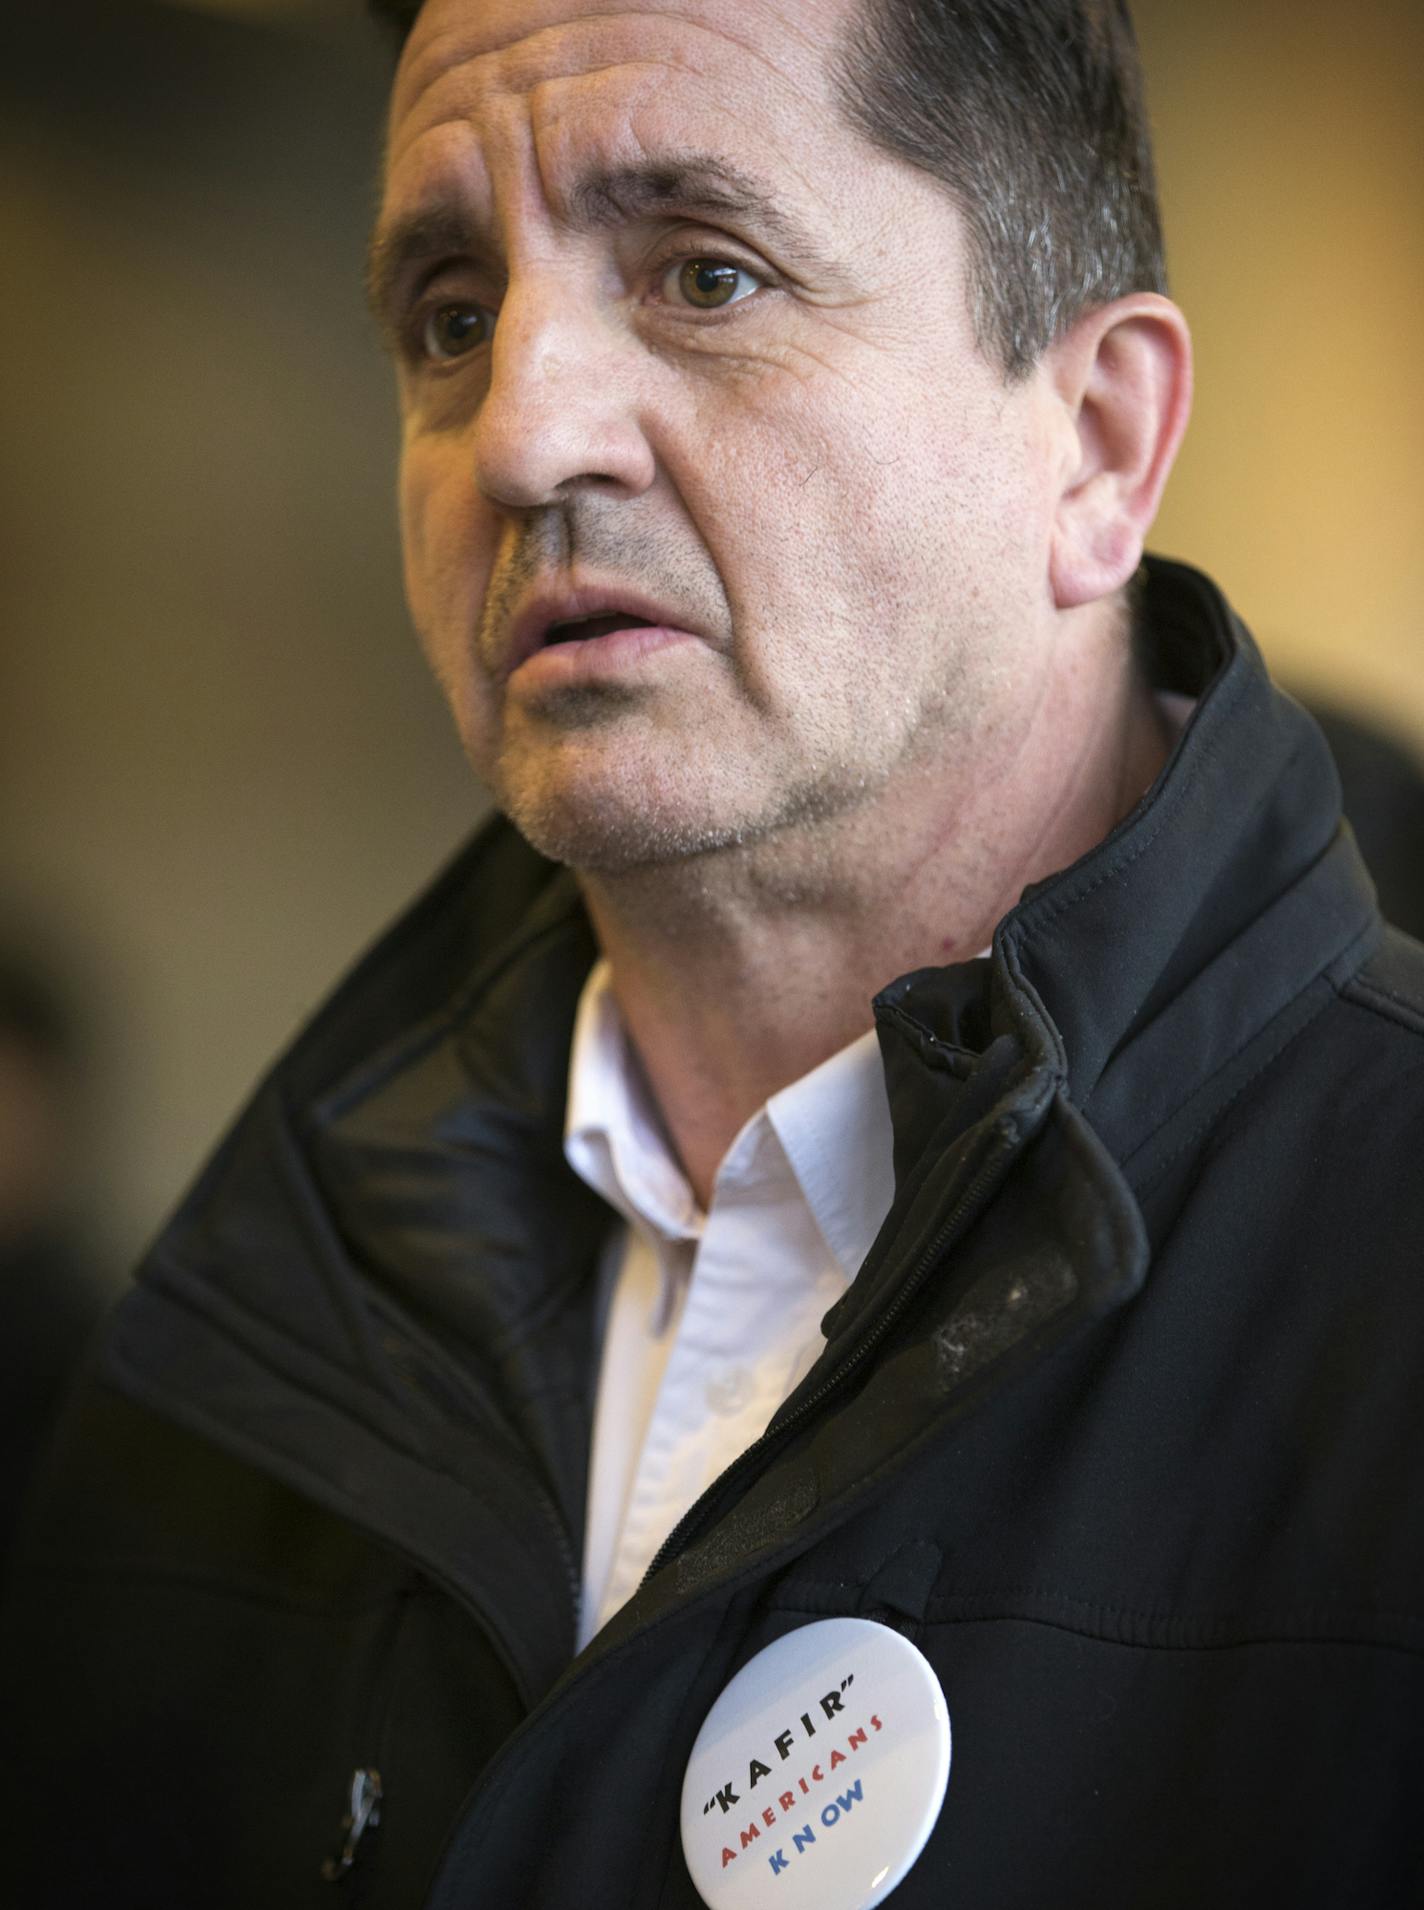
[704,1367,752,1416]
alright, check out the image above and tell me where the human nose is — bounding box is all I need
[471,278,656,509]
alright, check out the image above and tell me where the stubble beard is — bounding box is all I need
[468,508,988,888]
[484,637,983,894]
[485,690,889,880]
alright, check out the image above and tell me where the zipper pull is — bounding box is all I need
[320,1768,383,1883]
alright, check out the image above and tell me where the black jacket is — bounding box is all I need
[4,558,1424,1909]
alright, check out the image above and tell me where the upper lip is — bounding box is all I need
[503,582,705,679]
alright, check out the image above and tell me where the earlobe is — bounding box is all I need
[1047,295,1193,611]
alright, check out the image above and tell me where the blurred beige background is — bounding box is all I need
[2,0,1421,1278]
[1140,0,1424,720]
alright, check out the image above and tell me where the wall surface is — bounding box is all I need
[2,0,1421,1275]
[1,0,480,1273]
[1137,0,1424,730]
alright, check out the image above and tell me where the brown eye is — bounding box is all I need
[420,302,494,361]
[666,259,760,310]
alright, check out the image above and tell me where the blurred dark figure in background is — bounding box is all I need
[0,953,102,1575]
[1312,705,1424,941]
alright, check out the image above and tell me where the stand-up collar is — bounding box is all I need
[877,557,1379,1164]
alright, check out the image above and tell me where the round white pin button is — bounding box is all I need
[680,1617,951,1910]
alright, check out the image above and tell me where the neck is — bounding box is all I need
[578,604,1172,1206]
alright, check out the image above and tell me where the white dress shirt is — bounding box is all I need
[564,960,897,1648]
[561,697,1194,1648]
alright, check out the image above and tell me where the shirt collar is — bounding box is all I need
[564,959,702,1241]
[764,1033,895,1278]
[563,960,896,1280]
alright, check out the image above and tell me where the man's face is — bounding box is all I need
[376,0,1060,874]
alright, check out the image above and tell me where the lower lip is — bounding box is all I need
[508,623,699,692]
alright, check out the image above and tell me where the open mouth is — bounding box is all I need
[543,612,657,646]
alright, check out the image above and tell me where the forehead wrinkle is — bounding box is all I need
[392,5,835,156]
[378,5,863,318]
[367,146,848,327]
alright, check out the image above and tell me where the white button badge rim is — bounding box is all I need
[680,1616,951,1910]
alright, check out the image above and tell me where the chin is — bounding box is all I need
[478,714,713,867]
[491,762,750,877]
[483,719,889,877]
[503,795,759,876]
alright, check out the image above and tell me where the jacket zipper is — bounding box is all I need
[321,1768,384,1885]
[318,1581,414,1891]
[641,1110,1024,1585]
[423,1109,1030,1910]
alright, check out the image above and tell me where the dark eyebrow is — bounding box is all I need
[365,152,841,339]
[563,154,832,270]
[365,203,489,341]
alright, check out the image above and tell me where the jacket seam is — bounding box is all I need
[118,1282,533,1521]
[1132,979,1334,1195]
[920,1609,1424,1658]
[763,1584,1424,1655]
[1007,655,1255,943]
[105,1325,575,1638]
[10,1556,402,1619]
[873,1000,974,1072]
[1121,904,1377,1187]
[769,1577,1424,1631]
[1343,974,1424,1040]
[946,1581,1424,1628]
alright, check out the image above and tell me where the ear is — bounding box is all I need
[1044,294,1193,610]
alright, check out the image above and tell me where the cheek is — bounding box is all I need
[665,363,1054,747]
[783,374,1051,628]
[662,374,871,631]
[665,369,1022,652]
[397,436,503,764]
[398,437,442,639]
[399,437,489,655]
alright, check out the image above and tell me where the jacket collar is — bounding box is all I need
[103,556,1381,1685]
[607,561,1382,1637]
[874,557,1377,1164]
